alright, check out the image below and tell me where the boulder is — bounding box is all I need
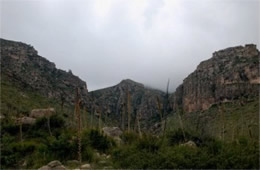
[16,116,36,125]
[38,160,66,170]
[0,114,5,120]
[81,163,91,169]
[102,127,122,138]
[30,108,55,118]
[180,141,197,148]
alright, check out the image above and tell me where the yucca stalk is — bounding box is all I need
[156,96,164,134]
[19,113,23,142]
[47,108,52,136]
[98,108,102,132]
[162,79,170,137]
[127,88,131,132]
[137,112,142,138]
[74,88,82,164]
[121,103,126,131]
[177,106,186,141]
[219,103,226,141]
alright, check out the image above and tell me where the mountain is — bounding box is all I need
[170,44,259,113]
[1,38,259,139]
[89,79,165,131]
[1,38,88,106]
[167,44,259,140]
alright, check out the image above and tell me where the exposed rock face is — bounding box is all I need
[102,127,123,137]
[1,38,88,105]
[90,79,165,130]
[171,44,259,113]
[30,108,55,118]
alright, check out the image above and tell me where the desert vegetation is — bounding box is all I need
[1,76,259,169]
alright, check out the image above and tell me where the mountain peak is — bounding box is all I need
[119,79,144,88]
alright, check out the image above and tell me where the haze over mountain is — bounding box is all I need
[1,0,259,91]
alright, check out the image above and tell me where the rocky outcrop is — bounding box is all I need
[30,108,55,118]
[90,79,165,131]
[1,38,88,105]
[170,44,259,113]
[15,116,36,125]
[38,160,66,170]
[102,127,123,138]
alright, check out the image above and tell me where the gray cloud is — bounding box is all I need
[1,0,259,92]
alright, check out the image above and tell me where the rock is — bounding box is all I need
[30,108,55,118]
[95,152,100,157]
[1,38,89,106]
[181,141,197,148]
[170,44,259,113]
[102,127,123,138]
[38,160,66,170]
[106,155,111,159]
[0,115,5,120]
[48,160,63,168]
[80,163,91,169]
[16,116,36,125]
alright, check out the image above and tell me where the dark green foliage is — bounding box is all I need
[121,131,139,145]
[86,129,116,153]
[112,131,259,169]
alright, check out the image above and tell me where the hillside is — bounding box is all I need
[89,79,165,132]
[1,38,88,106]
[170,44,259,113]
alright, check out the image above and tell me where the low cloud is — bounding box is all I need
[1,0,259,91]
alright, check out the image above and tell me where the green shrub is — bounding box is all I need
[121,131,139,145]
[87,129,116,153]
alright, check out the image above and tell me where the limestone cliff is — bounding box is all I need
[1,38,88,105]
[170,44,259,113]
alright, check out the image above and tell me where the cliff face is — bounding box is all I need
[1,38,88,104]
[171,44,259,113]
[89,79,165,130]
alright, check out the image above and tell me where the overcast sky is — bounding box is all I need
[1,0,259,92]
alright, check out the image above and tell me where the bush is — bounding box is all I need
[121,131,139,145]
[86,129,116,153]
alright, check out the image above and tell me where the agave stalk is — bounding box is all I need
[127,88,131,132]
[177,106,186,141]
[156,96,164,134]
[121,103,126,131]
[74,88,82,164]
[98,108,102,132]
[19,113,23,142]
[137,112,142,138]
[47,108,52,136]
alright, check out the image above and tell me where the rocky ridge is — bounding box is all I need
[170,44,259,113]
[1,38,88,105]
